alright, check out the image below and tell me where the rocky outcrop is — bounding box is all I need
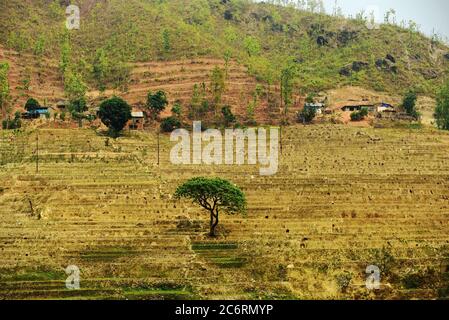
[317,36,329,46]
[421,69,439,80]
[352,61,369,72]
[339,61,369,77]
[376,55,398,74]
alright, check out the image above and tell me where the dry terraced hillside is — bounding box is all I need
[0,125,449,300]
[1,46,285,124]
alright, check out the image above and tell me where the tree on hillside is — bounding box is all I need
[93,48,110,92]
[435,81,449,130]
[98,97,132,137]
[2,112,22,130]
[244,36,261,57]
[0,62,10,117]
[174,177,247,237]
[162,29,171,54]
[33,36,46,66]
[6,31,28,55]
[25,98,40,112]
[222,105,236,126]
[402,90,419,119]
[64,70,87,102]
[171,101,182,119]
[59,33,71,80]
[146,90,168,119]
[211,67,226,115]
[189,84,201,120]
[69,97,88,128]
[280,64,298,120]
[298,105,317,124]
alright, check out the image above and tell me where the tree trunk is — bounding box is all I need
[209,209,219,237]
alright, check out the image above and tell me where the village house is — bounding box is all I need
[127,111,145,130]
[55,100,69,112]
[376,102,396,113]
[22,106,51,119]
[340,102,376,113]
[304,102,325,115]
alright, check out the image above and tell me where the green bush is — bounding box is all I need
[171,102,182,118]
[401,273,425,289]
[298,105,316,123]
[402,90,420,119]
[221,105,236,126]
[160,116,181,132]
[2,112,22,129]
[435,81,449,130]
[350,108,368,121]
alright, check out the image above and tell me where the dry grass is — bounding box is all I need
[0,125,448,300]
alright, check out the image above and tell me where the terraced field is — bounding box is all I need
[0,125,448,300]
[1,46,289,124]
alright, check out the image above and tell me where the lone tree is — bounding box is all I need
[435,81,449,130]
[147,90,168,119]
[98,96,131,137]
[174,177,246,237]
[402,90,419,119]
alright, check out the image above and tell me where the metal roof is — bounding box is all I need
[131,111,144,118]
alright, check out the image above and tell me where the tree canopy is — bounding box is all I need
[0,62,10,115]
[147,90,168,119]
[402,90,419,119]
[25,98,40,111]
[98,96,132,137]
[174,177,246,237]
[435,81,449,130]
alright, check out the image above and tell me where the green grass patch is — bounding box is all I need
[79,246,138,262]
[192,242,247,269]
[0,267,66,282]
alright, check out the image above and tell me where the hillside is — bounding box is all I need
[1,125,448,299]
[1,0,448,106]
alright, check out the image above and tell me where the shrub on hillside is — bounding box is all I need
[171,102,182,118]
[221,105,236,126]
[350,107,368,121]
[160,116,181,132]
[2,112,22,129]
[297,105,316,123]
